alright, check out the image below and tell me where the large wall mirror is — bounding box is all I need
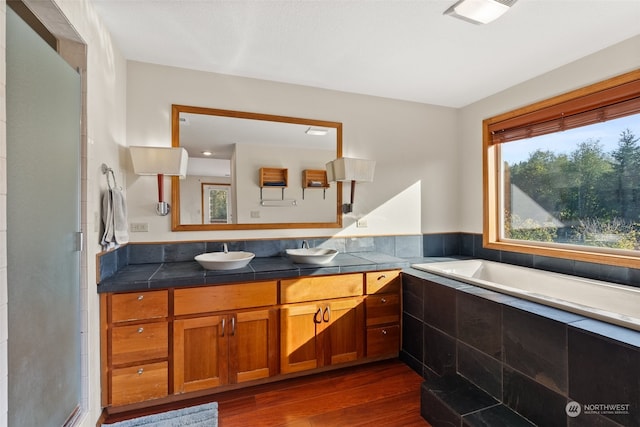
[171,105,343,231]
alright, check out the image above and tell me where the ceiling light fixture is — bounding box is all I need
[444,0,517,24]
[305,127,328,136]
[201,150,213,156]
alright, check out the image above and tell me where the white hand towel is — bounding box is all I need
[111,187,129,244]
[101,189,114,247]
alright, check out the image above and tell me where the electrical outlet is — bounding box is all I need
[356,218,368,228]
[130,222,149,232]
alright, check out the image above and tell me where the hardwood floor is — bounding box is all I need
[216,360,430,426]
[101,360,430,426]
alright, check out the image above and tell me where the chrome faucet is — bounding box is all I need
[302,240,309,249]
[222,243,228,253]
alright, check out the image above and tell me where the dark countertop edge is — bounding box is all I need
[97,252,412,293]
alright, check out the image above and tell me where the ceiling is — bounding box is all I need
[90,0,640,108]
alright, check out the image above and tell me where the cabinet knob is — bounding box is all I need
[137,368,144,375]
[382,329,387,335]
[137,327,144,334]
[380,298,387,304]
[137,295,144,301]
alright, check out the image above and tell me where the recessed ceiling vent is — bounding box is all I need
[444,0,518,25]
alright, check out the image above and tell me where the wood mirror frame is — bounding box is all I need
[171,104,343,231]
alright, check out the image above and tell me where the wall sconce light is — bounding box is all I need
[326,157,376,214]
[444,0,517,25]
[130,146,188,216]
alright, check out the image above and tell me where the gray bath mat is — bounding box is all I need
[103,402,217,426]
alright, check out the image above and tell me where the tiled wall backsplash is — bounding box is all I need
[98,234,424,282]
[99,232,639,287]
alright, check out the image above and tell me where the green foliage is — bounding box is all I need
[208,189,228,223]
[506,128,640,250]
[576,218,640,250]
[504,212,557,242]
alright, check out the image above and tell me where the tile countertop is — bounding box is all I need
[98,252,412,293]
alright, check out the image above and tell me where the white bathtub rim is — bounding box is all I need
[411,259,640,333]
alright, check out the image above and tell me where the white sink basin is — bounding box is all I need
[195,251,255,270]
[286,248,338,264]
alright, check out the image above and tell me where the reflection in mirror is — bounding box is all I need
[171,105,343,231]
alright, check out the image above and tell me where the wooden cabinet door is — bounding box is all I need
[173,315,228,393]
[324,297,365,365]
[280,303,322,374]
[229,308,278,383]
[281,297,365,374]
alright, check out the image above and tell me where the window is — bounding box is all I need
[483,70,640,267]
[202,184,231,224]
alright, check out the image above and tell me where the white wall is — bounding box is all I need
[126,61,459,241]
[458,35,640,234]
[235,144,336,224]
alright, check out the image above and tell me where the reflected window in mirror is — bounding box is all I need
[203,184,231,224]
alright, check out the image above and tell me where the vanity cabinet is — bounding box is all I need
[101,290,169,407]
[100,270,401,411]
[173,281,278,394]
[365,271,401,358]
[279,274,365,374]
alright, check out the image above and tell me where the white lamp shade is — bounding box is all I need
[130,146,189,177]
[326,157,375,182]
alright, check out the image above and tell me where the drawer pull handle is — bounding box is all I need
[231,316,236,336]
[137,327,144,333]
[382,329,387,335]
[221,318,226,337]
[313,308,322,324]
[137,368,144,375]
[137,295,144,301]
[380,298,387,304]
[377,274,387,281]
[323,306,331,323]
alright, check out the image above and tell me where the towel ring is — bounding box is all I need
[101,163,120,190]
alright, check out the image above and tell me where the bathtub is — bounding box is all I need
[411,259,640,332]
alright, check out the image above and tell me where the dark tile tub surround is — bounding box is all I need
[453,233,639,288]
[402,268,640,427]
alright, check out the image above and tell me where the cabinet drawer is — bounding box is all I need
[365,293,400,326]
[365,270,401,295]
[111,361,168,406]
[111,290,168,323]
[112,322,168,365]
[366,325,400,358]
[174,281,277,316]
[280,274,363,304]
